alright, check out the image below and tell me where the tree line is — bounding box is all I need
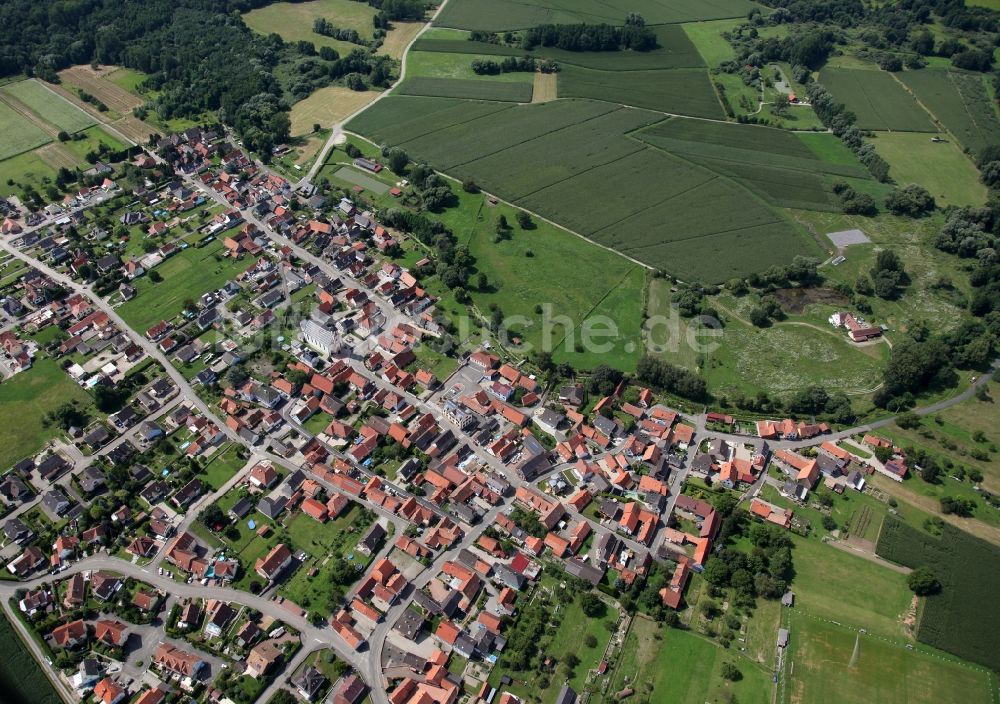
[522,19,658,53]
[471,56,558,75]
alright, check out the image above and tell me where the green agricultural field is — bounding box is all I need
[118,242,252,332]
[381,98,615,169]
[636,118,871,210]
[350,96,817,281]
[558,65,725,118]
[0,100,51,160]
[412,37,524,57]
[406,50,537,83]
[0,358,95,470]
[397,77,533,102]
[0,612,60,704]
[243,0,376,55]
[782,613,993,704]
[870,131,986,207]
[797,132,868,165]
[415,25,705,71]
[818,68,935,132]
[683,18,743,66]
[599,615,771,704]
[790,534,913,638]
[450,107,661,199]
[0,79,96,133]
[878,519,1000,671]
[346,96,511,146]
[434,0,756,32]
[899,70,1000,158]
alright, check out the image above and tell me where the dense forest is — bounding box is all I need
[0,0,397,157]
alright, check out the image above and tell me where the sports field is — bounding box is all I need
[0,100,51,160]
[397,77,533,102]
[790,535,912,638]
[870,131,986,207]
[0,79,97,133]
[434,0,756,31]
[600,615,771,704]
[243,0,376,55]
[783,614,993,704]
[818,68,935,132]
[898,70,1000,158]
[118,242,252,332]
[349,96,818,281]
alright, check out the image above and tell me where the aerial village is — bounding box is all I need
[0,126,915,704]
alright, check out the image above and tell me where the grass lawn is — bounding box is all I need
[700,311,888,400]
[278,505,373,609]
[881,380,1000,489]
[0,358,94,469]
[427,187,645,371]
[243,0,376,55]
[106,68,150,94]
[782,612,994,704]
[61,125,127,161]
[0,149,58,200]
[788,534,913,638]
[869,131,987,207]
[232,531,283,591]
[411,342,459,382]
[118,241,251,332]
[839,439,872,459]
[600,614,771,704]
[199,444,248,490]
